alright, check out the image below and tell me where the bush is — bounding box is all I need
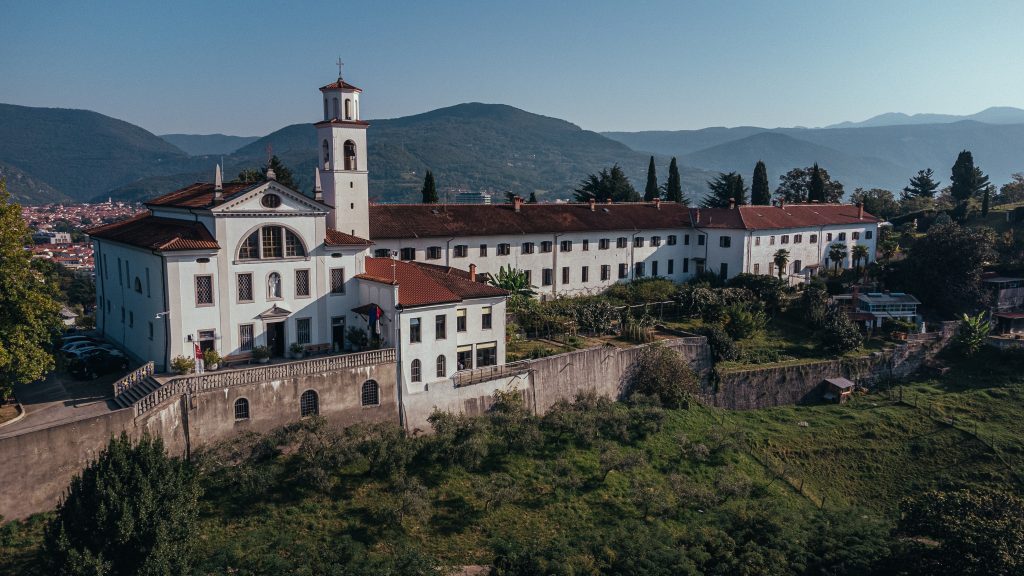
[171,355,195,374]
[203,348,221,366]
[627,344,699,408]
[801,283,831,328]
[702,324,740,362]
[252,345,270,360]
[605,277,678,304]
[675,283,723,318]
[727,273,788,312]
[819,306,863,355]
[955,312,991,357]
[721,301,767,340]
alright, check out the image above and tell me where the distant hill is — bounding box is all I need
[159,133,261,156]
[0,103,202,202]
[0,161,69,204]
[825,106,1024,129]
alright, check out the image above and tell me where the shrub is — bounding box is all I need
[345,326,369,350]
[955,312,991,357]
[203,348,221,366]
[675,283,722,318]
[627,344,699,408]
[801,283,831,328]
[727,273,788,312]
[605,277,678,304]
[721,301,767,340]
[702,324,740,362]
[820,306,863,355]
[251,345,270,360]
[427,410,490,470]
[170,355,195,374]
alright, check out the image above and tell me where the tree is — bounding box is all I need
[878,227,900,263]
[775,166,845,203]
[820,306,862,355]
[627,345,699,408]
[702,172,747,208]
[420,170,438,204]
[982,184,992,217]
[893,221,995,315]
[808,163,826,203]
[0,182,62,401]
[996,173,1024,206]
[573,164,640,203]
[828,242,848,272]
[850,188,900,221]
[773,249,790,281]
[851,244,870,271]
[644,156,659,201]
[43,433,200,576]
[903,168,941,199]
[751,160,771,205]
[527,191,538,204]
[950,150,990,220]
[487,265,536,304]
[238,155,297,190]
[663,157,685,204]
[955,312,991,357]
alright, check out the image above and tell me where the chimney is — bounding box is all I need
[513,195,523,213]
[779,199,785,209]
[728,197,735,210]
[266,166,277,181]
[654,198,661,210]
[695,208,701,224]
[857,201,864,219]
[605,197,613,204]
[589,198,596,211]
[213,164,223,201]
[469,263,477,282]
[313,168,323,202]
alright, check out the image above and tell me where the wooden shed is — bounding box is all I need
[822,377,855,404]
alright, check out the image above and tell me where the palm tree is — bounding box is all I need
[851,244,870,271]
[773,249,790,281]
[829,242,848,273]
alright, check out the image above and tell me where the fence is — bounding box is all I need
[134,348,396,417]
[112,361,154,397]
[452,360,532,388]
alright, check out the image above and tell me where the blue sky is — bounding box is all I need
[2,0,1022,136]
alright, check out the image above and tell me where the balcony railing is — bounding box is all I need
[112,361,154,397]
[452,360,532,388]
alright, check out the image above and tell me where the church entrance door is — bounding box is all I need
[267,321,285,357]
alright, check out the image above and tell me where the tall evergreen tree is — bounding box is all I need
[982,185,991,217]
[421,170,438,204]
[808,163,826,203]
[527,191,538,204]
[950,150,989,220]
[903,168,940,199]
[644,156,659,201]
[702,172,748,208]
[663,157,684,204]
[775,165,845,204]
[573,165,640,202]
[237,155,297,190]
[751,160,771,205]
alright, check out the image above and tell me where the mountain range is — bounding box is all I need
[824,106,1024,129]
[1,101,1023,206]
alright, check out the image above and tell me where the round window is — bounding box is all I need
[261,194,282,208]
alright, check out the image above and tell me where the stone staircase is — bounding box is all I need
[113,376,161,409]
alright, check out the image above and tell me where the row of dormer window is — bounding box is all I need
[379,234,699,262]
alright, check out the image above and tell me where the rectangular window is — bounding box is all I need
[652,236,662,247]
[296,318,311,345]
[456,308,467,332]
[865,230,873,239]
[582,239,589,251]
[524,270,532,285]
[720,263,728,279]
[435,314,446,340]
[770,236,776,245]
[601,265,611,280]
[668,235,677,246]
[476,342,497,367]
[457,345,473,370]
[719,236,731,248]
[237,273,253,302]
[103,254,108,279]
[768,262,775,276]
[521,242,535,254]
[195,275,214,305]
[599,238,610,250]
[683,258,689,273]
[617,237,628,248]
[409,317,421,343]
[400,247,416,261]
[635,262,645,277]
[540,241,553,253]
[667,259,674,274]
[651,261,659,276]
[560,240,573,252]
[781,235,790,244]
[482,306,493,330]
[755,236,761,246]
[684,234,690,246]
[581,266,589,282]
[374,248,390,258]
[838,232,846,241]
[453,244,468,258]
[261,227,282,258]
[810,234,818,243]
[852,231,860,240]
[698,235,705,246]
[427,246,442,260]
[239,324,254,352]
[619,263,628,278]
[826,232,833,242]
[295,269,311,297]
[562,266,570,284]
[330,268,345,294]
[145,268,151,297]
[497,243,511,256]
[148,321,154,340]
[794,234,802,244]
[118,257,122,285]
[634,237,645,247]
[754,263,760,275]
[479,244,488,257]
[542,268,553,286]
[129,311,133,328]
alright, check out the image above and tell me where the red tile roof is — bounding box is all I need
[325,228,373,247]
[146,182,258,209]
[85,213,220,252]
[694,204,879,230]
[368,202,693,239]
[319,79,362,92]
[356,258,506,308]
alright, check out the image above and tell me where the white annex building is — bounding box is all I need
[88,70,879,393]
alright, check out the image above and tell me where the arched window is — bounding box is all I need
[300,390,319,417]
[411,359,422,382]
[332,97,339,119]
[234,398,250,420]
[343,140,357,171]
[237,226,307,260]
[361,380,379,406]
[322,139,330,168]
[323,98,328,121]
[436,355,446,378]
[267,272,282,299]
[344,98,352,120]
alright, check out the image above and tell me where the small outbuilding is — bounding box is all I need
[822,377,855,404]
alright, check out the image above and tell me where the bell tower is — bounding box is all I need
[316,62,369,238]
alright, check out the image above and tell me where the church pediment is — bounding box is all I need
[212,181,329,215]
[258,304,292,319]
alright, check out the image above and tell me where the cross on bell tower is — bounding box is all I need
[336,57,344,79]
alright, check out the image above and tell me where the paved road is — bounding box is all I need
[0,370,121,438]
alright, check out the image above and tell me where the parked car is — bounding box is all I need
[66,345,124,360]
[61,340,100,353]
[68,349,130,380]
[61,335,96,346]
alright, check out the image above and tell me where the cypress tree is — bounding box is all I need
[528,191,538,204]
[751,160,770,205]
[982,185,991,217]
[644,156,659,201]
[808,163,825,203]
[421,170,438,204]
[664,157,684,204]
